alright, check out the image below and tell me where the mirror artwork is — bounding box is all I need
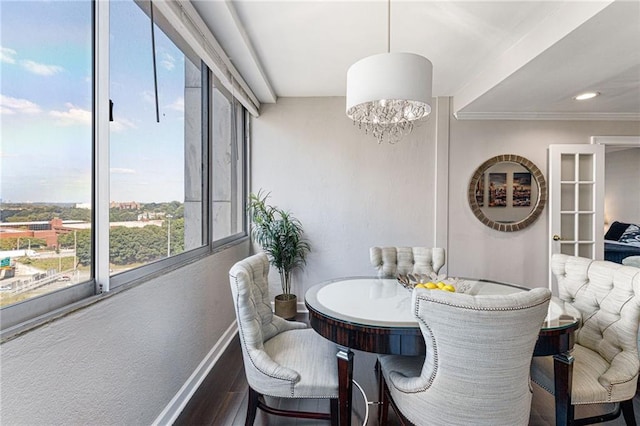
[468,154,546,232]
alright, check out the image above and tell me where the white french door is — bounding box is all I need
[548,144,604,291]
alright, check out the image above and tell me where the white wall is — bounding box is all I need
[251,97,439,298]
[0,241,248,424]
[605,147,640,225]
[449,120,639,287]
[252,97,640,295]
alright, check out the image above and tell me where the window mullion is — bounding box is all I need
[94,0,111,293]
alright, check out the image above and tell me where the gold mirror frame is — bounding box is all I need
[468,154,547,232]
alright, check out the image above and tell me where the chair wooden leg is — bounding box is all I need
[377,366,384,425]
[246,385,334,423]
[380,378,390,425]
[245,386,260,426]
[330,398,339,426]
[621,399,637,426]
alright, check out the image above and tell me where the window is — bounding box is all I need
[212,82,246,244]
[0,1,94,309]
[0,0,248,335]
[109,0,206,277]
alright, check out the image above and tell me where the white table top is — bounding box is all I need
[305,276,579,329]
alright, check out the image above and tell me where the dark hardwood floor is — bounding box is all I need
[174,314,640,426]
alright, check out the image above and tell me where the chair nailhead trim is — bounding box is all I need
[415,294,551,312]
[231,273,298,397]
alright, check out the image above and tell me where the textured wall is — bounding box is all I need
[251,97,439,299]
[0,241,249,424]
[445,119,638,287]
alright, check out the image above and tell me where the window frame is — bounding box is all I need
[210,77,248,248]
[0,0,249,340]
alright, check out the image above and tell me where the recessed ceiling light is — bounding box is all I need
[574,91,600,101]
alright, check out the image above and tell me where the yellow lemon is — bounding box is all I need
[443,285,456,292]
[425,282,438,289]
[436,282,445,289]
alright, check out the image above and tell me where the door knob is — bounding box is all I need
[553,235,561,241]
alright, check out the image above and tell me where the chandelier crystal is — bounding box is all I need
[347,98,430,144]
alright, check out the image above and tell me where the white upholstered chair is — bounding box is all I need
[370,247,446,278]
[530,254,640,425]
[229,253,339,425]
[379,286,551,426]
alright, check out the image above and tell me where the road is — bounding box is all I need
[0,259,90,307]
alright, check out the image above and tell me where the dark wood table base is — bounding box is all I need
[307,285,579,426]
[336,348,354,426]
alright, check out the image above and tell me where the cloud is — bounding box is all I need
[0,94,42,114]
[110,168,137,175]
[1,46,17,64]
[166,97,184,112]
[142,90,155,105]
[1,46,64,77]
[49,103,91,126]
[160,52,176,71]
[21,59,63,76]
[110,117,137,132]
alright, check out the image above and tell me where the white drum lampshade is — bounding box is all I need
[346,52,433,143]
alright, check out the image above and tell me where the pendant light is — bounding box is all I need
[346,0,432,144]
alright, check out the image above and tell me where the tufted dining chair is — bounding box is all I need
[229,253,339,425]
[530,254,640,425]
[370,247,446,278]
[379,286,551,425]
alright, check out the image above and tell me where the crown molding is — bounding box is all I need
[453,111,640,121]
[590,136,640,146]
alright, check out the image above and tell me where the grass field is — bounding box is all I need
[19,256,78,272]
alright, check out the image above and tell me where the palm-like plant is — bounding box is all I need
[248,191,311,298]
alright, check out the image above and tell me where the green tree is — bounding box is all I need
[109,225,168,265]
[0,239,16,250]
[0,204,91,222]
[0,237,46,250]
[169,217,185,254]
[109,208,139,222]
[74,230,92,266]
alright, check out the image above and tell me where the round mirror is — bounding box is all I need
[468,154,546,232]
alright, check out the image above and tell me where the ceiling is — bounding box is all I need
[192,0,640,120]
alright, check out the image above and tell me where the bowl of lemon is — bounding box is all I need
[415,281,456,292]
[397,273,469,293]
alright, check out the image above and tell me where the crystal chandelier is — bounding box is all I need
[346,1,433,144]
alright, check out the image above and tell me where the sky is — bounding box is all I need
[1,0,187,204]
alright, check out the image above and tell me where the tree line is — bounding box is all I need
[57,218,185,266]
[1,202,184,223]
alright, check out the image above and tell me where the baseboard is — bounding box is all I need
[152,321,239,425]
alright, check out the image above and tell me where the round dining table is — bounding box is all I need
[305,276,581,426]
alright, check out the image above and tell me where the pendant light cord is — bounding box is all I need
[387,0,391,53]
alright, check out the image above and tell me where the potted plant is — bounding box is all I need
[248,190,311,319]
